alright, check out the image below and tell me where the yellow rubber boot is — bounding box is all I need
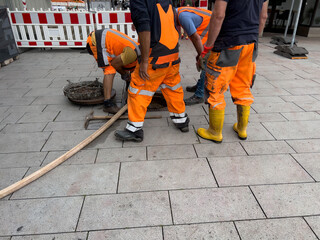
[197,109,225,143]
[233,105,250,140]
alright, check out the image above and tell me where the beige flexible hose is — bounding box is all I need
[0,104,128,199]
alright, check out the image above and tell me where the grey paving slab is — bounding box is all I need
[282,112,320,121]
[251,88,291,97]
[170,187,264,224]
[4,105,47,114]
[0,112,24,124]
[88,227,162,240]
[0,132,50,153]
[287,139,320,153]
[12,232,87,240]
[0,152,46,168]
[269,79,320,88]
[0,88,30,98]
[143,118,169,127]
[12,163,119,198]
[118,158,216,192]
[0,197,83,235]
[0,237,10,240]
[296,102,320,111]
[24,88,63,97]
[292,153,320,181]
[209,155,312,187]
[54,110,89,122]
[286,87,320,95]
[77,192,172,231]
[251,183,320,217]
[147,144,197,160]
[241,140,295,155]
[18,111,59,123]
[43,121,84,131]
[0,167,28,189]
[185,104,207,116]
[280,95,318,103]
[252,80,276,89]
[0,97,35,106]
[249,113,287,122]
[123,126,199,147]
[96,147,146,163]
[305,216,320,239]
[263,121,320,140]
[164,222,239,240]
[42,130,115,152]
[251,102,303,113]
[235,218,317,240]
[10,80,52,89]
[194,142,247,157]
[43,103,80,112]
[313,95,320,101]
[1,122,46,134]
[254,96,286,103]
[41,149,97,166]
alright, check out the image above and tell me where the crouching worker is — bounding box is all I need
[114,0,190,142]
[197,0,268,143]
[86,28,140,114]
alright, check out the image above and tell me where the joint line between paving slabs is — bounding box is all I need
[233,221,243,240]
[93,149,99,164]
[40,131,53,152]
[75,196,86,231]
[248,186,268,219]
[116,162,122,194]
[290,153,317,182]
[303,217,320,240]
[206,158,220,187]
[239,142,249,156]
[162,226,165,240]
[193,144,199,158]
[167,191,175,225]
[260,122,277,140]
[292,101,307,112]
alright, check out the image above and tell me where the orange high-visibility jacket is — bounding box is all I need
[88,28,140,70]
[177,7,212,45]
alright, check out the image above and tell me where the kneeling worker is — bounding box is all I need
[86,28,140,114]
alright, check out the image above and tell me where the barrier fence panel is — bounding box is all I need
[8,2,209,48]
[9,10,95,48]
[94,10,137,41]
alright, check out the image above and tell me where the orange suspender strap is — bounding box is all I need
[150,3,180,69]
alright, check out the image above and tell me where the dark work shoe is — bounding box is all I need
[186,84,197,93]
[174,114,190,132]
[184,94,204,106]
[103,99,120,114]
[114,129,144,142]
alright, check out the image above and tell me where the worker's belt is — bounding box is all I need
[150,53,181,70]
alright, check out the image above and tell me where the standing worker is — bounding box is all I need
[114,0,190,142]
[197,0,268,142]
[177,6,212,105]
[86,28,140,114]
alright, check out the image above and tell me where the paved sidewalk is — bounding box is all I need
[1,36,320,239]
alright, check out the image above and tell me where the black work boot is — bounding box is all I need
[184,94,204,106]
[186,84,197,93]
[173,114,190,132]
[114,129,144,142]
[103,99,120,114]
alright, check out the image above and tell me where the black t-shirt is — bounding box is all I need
[214,0,267,51]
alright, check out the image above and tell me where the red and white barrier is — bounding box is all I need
[199,0,208,9]
[9,10,94,48]
[95,10,137,40]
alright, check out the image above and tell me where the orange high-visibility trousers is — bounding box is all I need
[205,43,257,110]
[126,59,186,132]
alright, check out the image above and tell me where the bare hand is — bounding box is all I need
[139,61,149,80]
